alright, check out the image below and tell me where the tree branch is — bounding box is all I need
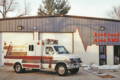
[106,5,120,20]
[6,0,13,12]
[17,1,31,17]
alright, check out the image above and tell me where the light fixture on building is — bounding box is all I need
[17,25,22,30]
[34,27,37,30]
[100,26,105,31]
[61,15,63,17]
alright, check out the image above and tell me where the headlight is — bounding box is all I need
[69,60,72,64]
[69,59,74,64]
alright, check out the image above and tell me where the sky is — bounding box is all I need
[1,0,120,19]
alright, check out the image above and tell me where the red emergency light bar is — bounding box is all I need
[46,39,58,41]
[46,39,50,41]
[51,39,53,41]
[54,40,58,41]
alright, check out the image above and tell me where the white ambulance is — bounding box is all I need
[3,39,82,76]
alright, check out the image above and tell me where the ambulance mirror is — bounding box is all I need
[46,49,49,54]
[49,52,54,55]
[46,47,54,55]
[46,49,49,52]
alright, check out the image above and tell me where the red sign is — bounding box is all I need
[94,38,119,42]
[94,32,119,42]
[94,32,119,37]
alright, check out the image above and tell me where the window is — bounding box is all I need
[99,45,107,65]
[54,46,68,54]
[46,47,54,54]
[29,45,34,51]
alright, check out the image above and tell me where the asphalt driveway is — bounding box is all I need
[0,66,120,80]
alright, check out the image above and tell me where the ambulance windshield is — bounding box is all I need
[54,46,69,54]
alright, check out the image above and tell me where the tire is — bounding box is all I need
[32,69,39,72]
[14,63,23,73]
[56,64,68,76]
[69,68,79,74]
[22,68,26,73]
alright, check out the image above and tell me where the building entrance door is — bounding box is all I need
[99,46,107,65]
[114,46,120,65]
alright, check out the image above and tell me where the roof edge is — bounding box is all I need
[0,15,120,22]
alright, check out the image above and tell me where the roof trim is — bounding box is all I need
[0,15,120,22]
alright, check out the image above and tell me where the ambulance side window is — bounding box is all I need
[29,45,34,51]
[46,47,54,54]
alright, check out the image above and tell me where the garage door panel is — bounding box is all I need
[2,33,33,42]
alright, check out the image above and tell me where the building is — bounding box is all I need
[0,15,120,66]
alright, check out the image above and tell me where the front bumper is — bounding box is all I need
[67,63,82,69]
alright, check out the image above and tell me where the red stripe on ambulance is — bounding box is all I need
[4,56,53,68]
[4,63,14,66]
[4,56,53,60]
[22,64,39,68]
[4,56,41,59]
[6,45,11,56]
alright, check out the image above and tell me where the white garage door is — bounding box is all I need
[0,33,2,66]
[1,32,33,66]
[2,33,33,42]
[40,33,72,53]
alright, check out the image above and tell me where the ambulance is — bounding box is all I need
[3,39,82,76]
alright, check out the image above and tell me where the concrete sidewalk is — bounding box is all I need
[0,66,120,80]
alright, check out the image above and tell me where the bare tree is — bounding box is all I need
[106,5,120,20]
[0,0,18,18]
[0,0,31,18]
[17,1,31,17]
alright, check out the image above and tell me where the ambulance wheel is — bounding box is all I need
[22,68,26,73]
[32,69,39,72]
[56,64,68,76]
[69,68,79,74]
[14,63,23,73]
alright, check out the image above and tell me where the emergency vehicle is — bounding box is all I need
[3,39,82,76]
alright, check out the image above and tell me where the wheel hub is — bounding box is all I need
[58,66,65,74]
[16,65,20,72]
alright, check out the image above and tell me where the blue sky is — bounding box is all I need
[1,0,120,18]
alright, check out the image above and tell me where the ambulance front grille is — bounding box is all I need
[70,58,80,64]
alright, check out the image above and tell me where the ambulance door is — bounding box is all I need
[26,42,36,66]
[42,46,54,69]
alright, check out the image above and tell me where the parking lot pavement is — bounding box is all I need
[0,66,120,80]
